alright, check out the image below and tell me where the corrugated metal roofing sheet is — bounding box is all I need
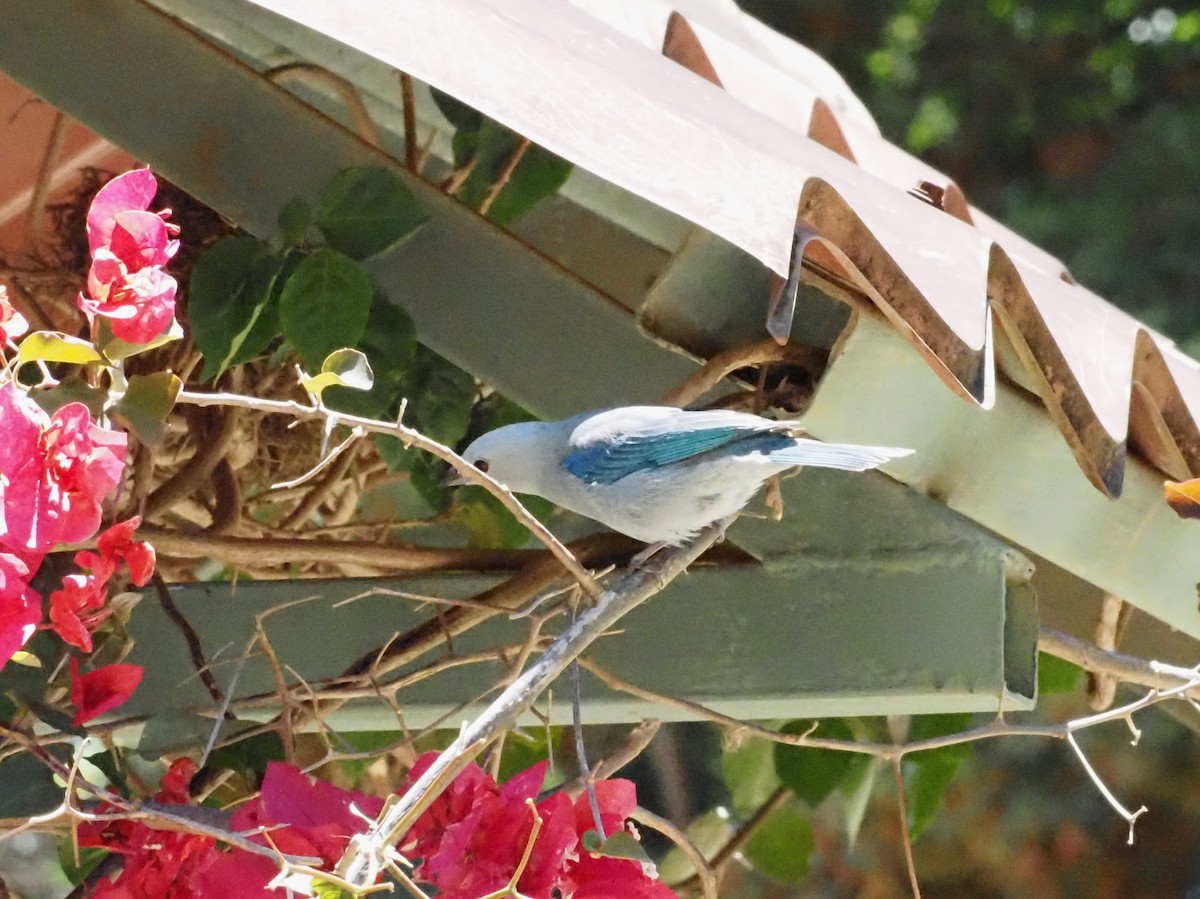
[241,0,1198,500]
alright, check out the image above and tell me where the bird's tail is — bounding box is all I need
[767,438,913,472]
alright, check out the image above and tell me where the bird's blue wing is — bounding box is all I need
[563,407,795,485]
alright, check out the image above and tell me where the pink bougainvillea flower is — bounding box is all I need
[70,658,143,724]
[81,258,178,344]
[95,515,156,586]
[79,168,180,345]
[85,168,178,258]
[0,551,40,669]
[81,758,284,899]
[231,761,384,867]
[0,383,127,553]
[48,572,108,652]
[399,753,675,899]
[0,284,28,345]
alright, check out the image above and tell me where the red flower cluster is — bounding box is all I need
[401,753,676,899]
[0,383,129,669]
[78,168,180,344]
[82,759,384,899]
[50,516,155,653]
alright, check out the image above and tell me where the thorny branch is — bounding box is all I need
[172,389,605,599]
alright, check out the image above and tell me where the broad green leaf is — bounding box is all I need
[0,749,71,817]
[110,372,181,446]
[29,377,108,417]
[497,727,562,784]
[278,196,314,246]
[137,709,216,759]
[485,145,573,227]
[744,798,814,884]
[325,294,418,418]
[279,248,373,369]
[315,166,428,261]
[452,122,572,226]
[404,347,476,446]
[189,236,285,381]
[773,719,871,808]
[1038,651,1085,695]
[722,737,782,817]
[17,331,103,367]
[301,348,375,399]
[902,712,972,839]
[455,489,555,549]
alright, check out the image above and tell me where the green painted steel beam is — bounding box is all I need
[121,466,1034,733]
[0,0,1039,723]
[0,0,695,419]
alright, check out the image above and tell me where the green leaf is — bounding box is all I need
[497,726,561,784]
[29,377,109,417]
[0,749,70,817]
[453,122,572,226]
[431,87,483,132]
[17,331,104,367]
[773,719,871,808]
[840,757,881,847]
[485,145,573,227]
[324,294,417,418]
[110,372,181,446]
[278,197,314,246]
[315,166,428,261]
[58,844,108,887]
[204,731,285,779]
[580,830,654,866]
[455,488,555,549]
[189,236,286,381]
[137,709,215,759]
[279,248,373,369]
[404,347,477,446]
[744,798,813,884]
[901,712,972,839]
[657,809,732,884]
[722,737,782,817]
[1038,651,1084,695]
[302,348,375,399]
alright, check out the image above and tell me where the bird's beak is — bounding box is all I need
[441,467,470,488]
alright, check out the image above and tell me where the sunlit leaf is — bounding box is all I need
[324,293,417,418]
[102,317,184,362]
[744,798,813,884]
[1165,478,1200,519]
[17,331,104,367]
[301,348,375,399]
[279,248,373,369]
[315,166,428,261]
[110,372,181,446]
[188,236,285,381]
[7,651,42,668]
[1038,651,1084,695]
[774,719,870,808]
[722,737,782,817]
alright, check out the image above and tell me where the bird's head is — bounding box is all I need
[446,420,561,493]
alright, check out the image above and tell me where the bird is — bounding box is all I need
[451,406,913,546]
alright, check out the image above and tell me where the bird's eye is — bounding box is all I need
[474,459,490,473]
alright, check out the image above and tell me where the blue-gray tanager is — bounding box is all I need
[455,406,912,545]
